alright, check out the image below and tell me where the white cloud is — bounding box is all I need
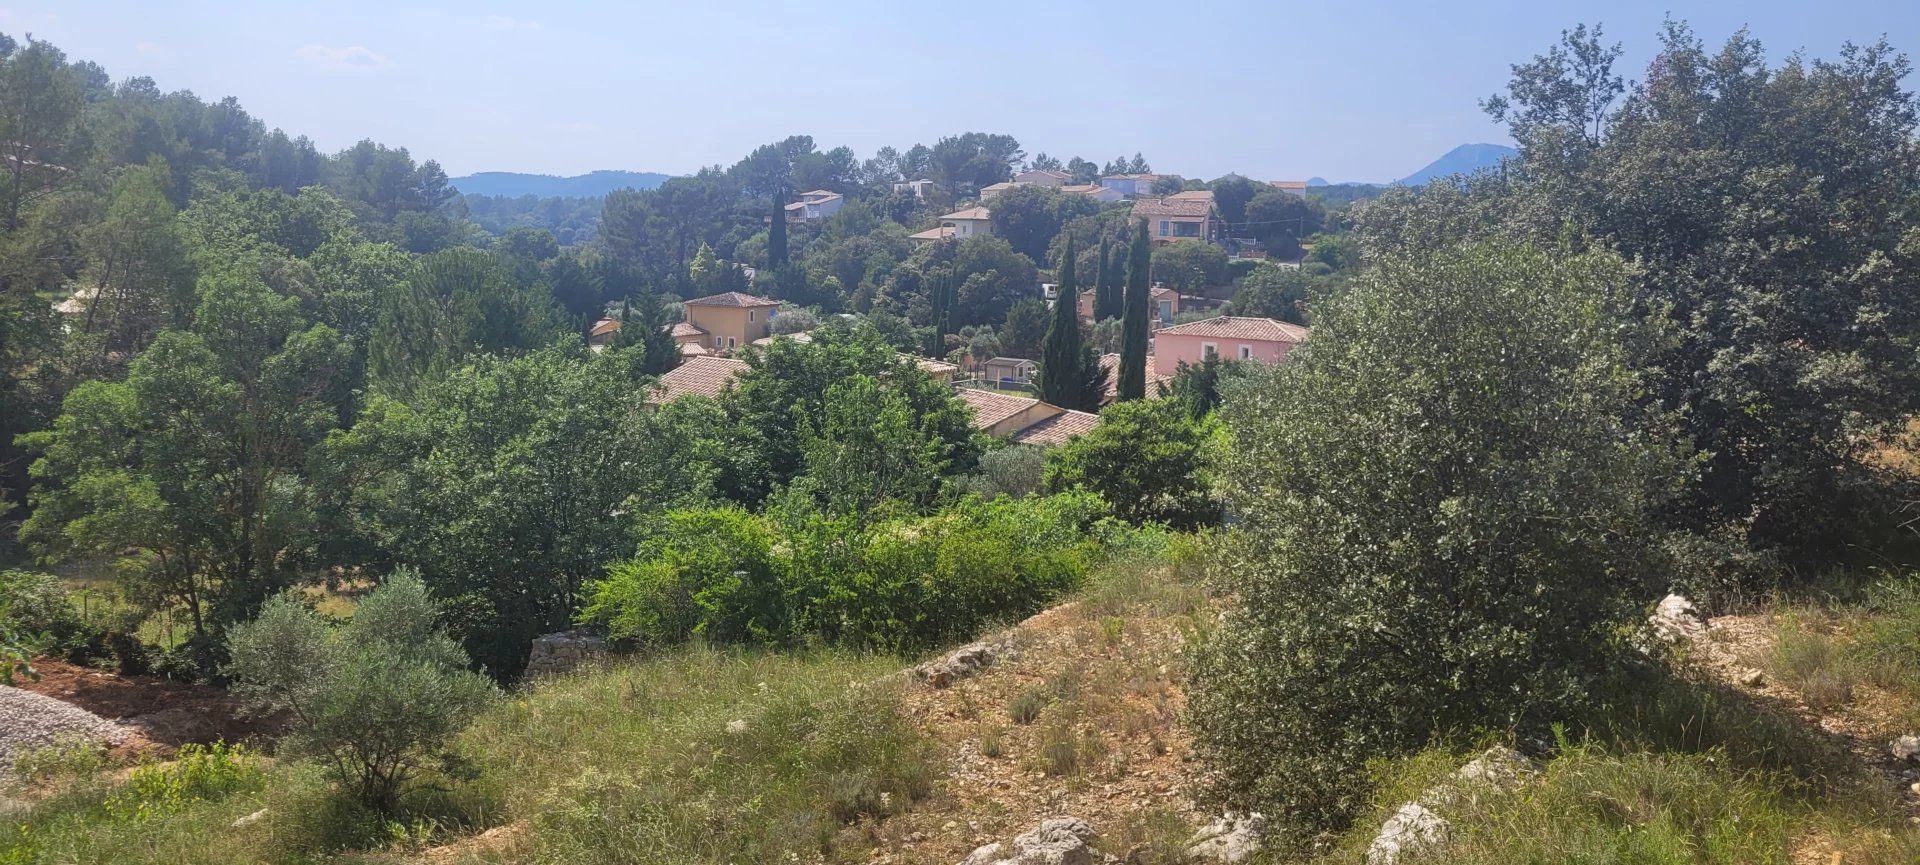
[294,44,392,74]
[481,14,540,32]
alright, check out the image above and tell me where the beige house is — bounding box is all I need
[1269,179,1309,197]
[1015,168,1071,187]
[1077,286,1182,326]
[678,291,780,354]
[910,206,994,243]
[1061,184,1125,204]
[1131,193,1219,246]
[784,190,845,221]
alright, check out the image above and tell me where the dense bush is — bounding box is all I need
[1188,242,1678,843]
[225,570,498,814]
[1043,398,1220,529]
[581,492,1107,652]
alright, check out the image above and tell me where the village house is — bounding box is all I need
[1131,192,1219,246]
[1099,352,1175,401]
[909,206,994,243]
[678,291,781,353]
[1151,315,1308,377]
[1061,183,1125,203]
[1014,167,1072,186]
[891,179,935,198]
[981,356,1037,387]
[648,346,1098,446]
[1269,179,1310,197]
[784,189,845,221]
[1099,173,1161,197]
[1077,286,1182,327]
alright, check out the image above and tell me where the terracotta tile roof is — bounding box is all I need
[589,318,623,338]
[679,342,709,357]
[910,225,957,241]
[1021,168,1072,181]
[650,355,748,402]
[980,182,1018,193]
[1131,197,1215,219]
[684,291,779,308]
[1167,190,1216,201]
[1154,315,1309,342]
[940,206,992,221]
[1009,409,1100,446]
[1269,180,1309,190]
[751,330,813,347]
[1100,353,1173,399]
[957,388,1041,430]
[915,356,959,377]
[670,321,706,338]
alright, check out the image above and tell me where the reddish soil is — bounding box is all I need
[17,658,283,758]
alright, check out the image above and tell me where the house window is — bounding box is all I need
[1238,344,1254,360]
[1159,220,1170,237]
[1173,221,1201,238]
[748,310,755,322]
[727,337,737,349]
[1202,342,1218,359]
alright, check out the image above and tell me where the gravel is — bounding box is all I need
[0,685,129,770]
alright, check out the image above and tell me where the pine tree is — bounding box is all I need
[1117,219,1151,401]
[1094,234,1116,320]
[768,187,789,269]
[1039,236,1083,406]
[612,287,679,376]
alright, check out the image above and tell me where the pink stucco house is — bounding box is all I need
[1151,316,1309,377]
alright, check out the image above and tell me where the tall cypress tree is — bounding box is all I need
[1039,236,1084,406]
[1096,234,1120,320]
[1117,219,1151,401]
[928,271,951,357]
[768,186,789,269]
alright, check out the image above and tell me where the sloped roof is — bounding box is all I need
[1154,316,1309,342]
[684,291,779,308]
[910,225,957,241]
[1009,409,1100,446]
[1100,353,1174,399]
[957,388,1041,430]
[1131,197,1215,219]
[1269,180,1309,190]
[1167,190,1216,201]
[1020,168,1072,181]
[589,318,623,338]
[940,206,993,221]
[649,355,748,402]
[671,321,707,338]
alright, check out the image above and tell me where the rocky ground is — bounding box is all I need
[0,686,127,771]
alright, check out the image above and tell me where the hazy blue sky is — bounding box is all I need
[9,2,1917,182]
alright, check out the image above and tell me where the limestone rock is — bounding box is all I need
[1648,594,1705,644]
[231,808,268,828]
[1453,746,1535,795]
[1738,668,1766,688]
[1892,735,1920,763]
[1367,802,1445,865]
[1185,812,1264,863]
[960,816,1097,865]
[914,641,1004,688]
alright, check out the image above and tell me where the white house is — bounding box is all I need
[892,179,935,198]
[1098,174,1161,197]
[784,190,845,221]
[1062,184,1125,204]
[910,206,994,242]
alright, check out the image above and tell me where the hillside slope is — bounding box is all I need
[449,170,672,198]
[1396,143,1516,186]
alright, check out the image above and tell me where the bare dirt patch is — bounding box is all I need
[16,658,281,758]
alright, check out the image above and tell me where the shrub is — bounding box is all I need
[1043,398,1221,529]
[951,444,1048,500]
[1009,687,1050,724]
[582,492,1107,654]
[225,569,498,814]
[1188,242,1678,843]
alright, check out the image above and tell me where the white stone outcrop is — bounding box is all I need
[956,816,1097,865]
[1366,746,1536,865]
[914,640,1010,688]
[1185,812,1264,862]
[1648,594,1705,644]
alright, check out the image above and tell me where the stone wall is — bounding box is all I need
[522,630,611,680]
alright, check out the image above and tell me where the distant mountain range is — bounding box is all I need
[450,170,673,198]
[1394,143,1516,186]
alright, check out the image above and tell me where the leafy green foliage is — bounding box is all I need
[1044,397,1220,529]
[1036,235,1109,411]
[1149,240,1226,300]
[1188,242,1678,841]
[317,343,713,676]
[581,492,1106,652]
[226,570,497,814]
[1223,262,1312,324]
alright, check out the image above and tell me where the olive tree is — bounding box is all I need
[1188,241,1679,842]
